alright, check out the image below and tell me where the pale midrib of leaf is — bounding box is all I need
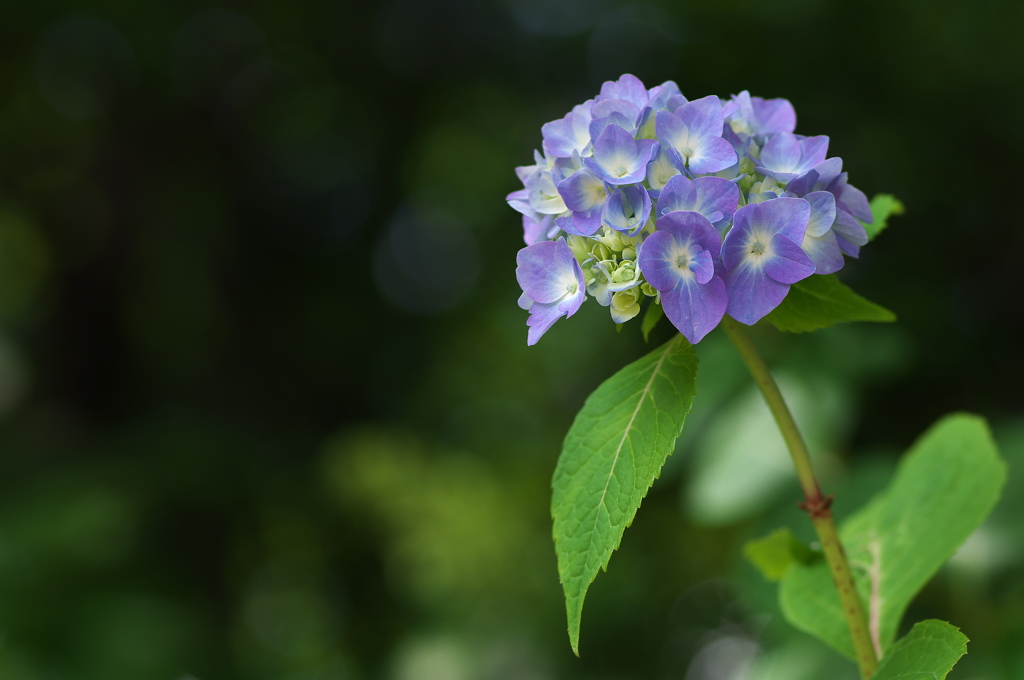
[587,343,671,567]
[867,535,883,659]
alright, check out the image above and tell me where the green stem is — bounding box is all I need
[720,317,878,679]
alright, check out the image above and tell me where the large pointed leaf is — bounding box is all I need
[779,414,1005,659]
[552,335,698,654]
[870,620,967,680]
[765,274,895,333]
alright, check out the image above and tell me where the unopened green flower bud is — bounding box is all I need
[610,289,642,323]
[567,235,592,262]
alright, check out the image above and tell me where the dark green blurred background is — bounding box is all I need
[1,0,1023,678]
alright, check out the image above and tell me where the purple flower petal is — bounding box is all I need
[804,191,837,237]
[515,238,586,345]
[756,133,830,184]
[678,95,725,137]
[658,175,739,226]
[583,124,658,185]
[721,198,814,323]
[542,101,594,158]
[763,233,815,284]
[638,211,727,343]
[556,167,608,214]
[802,230,844,275]
[655,110,736,175]
[603,184,652,235]
[597,74,649,109]
[724,264,790,325]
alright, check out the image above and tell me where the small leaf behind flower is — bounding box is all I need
[869,620,967,680]
[765,274,896,333]
[744,527,814,582]
[641,299,664,342]
[862,194,905,242]
[552,335,698,655]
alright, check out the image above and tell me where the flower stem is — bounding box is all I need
[720,317,879,679]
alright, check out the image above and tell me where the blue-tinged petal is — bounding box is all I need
[541,101,594,158]
[646,80,682,110]
[655,110,691,158]
[646,146,683,190]
[689,248,714,285]
[763,233,815,284]
[785,167,819,197]
[658,175,739,224]
[667,93,687,111]
[603,185,652,235]
[515,239,580,304]
[686,135,738,175]
[525,300,565,345]
[639,211,721,290]
[527,169,567,214]
[569,208,603,236]
[804,191,837,237]
[588,111,638,142]
[592,98,642,123]
[721,203,757,273]
[759,133,801,174]
[584,124,658,185]
[724,264,789,326]
[516,238,586,345]
[751,96,796,134]
[598,74,649,108]
[832,209,869,247]
[506,187,532,215]
[522,213,556,245]
[556,168,608,213]
[637,213,727,343]
[663,274,727,343]
[756,134,829,184]
[752,196,811,243]
[799,136,830,169]
[677,95,725,138]
[836,181,872,223]
[802,230,844,275]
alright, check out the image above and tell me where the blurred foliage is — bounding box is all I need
[0,0,1021,678]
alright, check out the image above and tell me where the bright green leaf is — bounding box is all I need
[862,194,905,242]
[552,335,698,654]
[641,299,664,342]
[744,527,814,582]
[870,620,967,680]
[765,274,896,334]
[780,414,1005,659]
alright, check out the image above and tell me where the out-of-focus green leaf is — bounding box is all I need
[862,194,905,242]
[744,528,814,582]
[765,275,895,334]
[552,336,698,655]
[780,414,1005,659]
[870,620,967,680]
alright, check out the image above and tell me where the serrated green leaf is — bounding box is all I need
[862,194,905,242]
[870,620,967,680]
[780,414,1005,659]
[765,274,896,334]
[744,527,814,582]
[552,335,698,655]
[641,299,664,342]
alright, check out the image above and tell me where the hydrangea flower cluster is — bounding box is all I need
[509,74,872,345]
